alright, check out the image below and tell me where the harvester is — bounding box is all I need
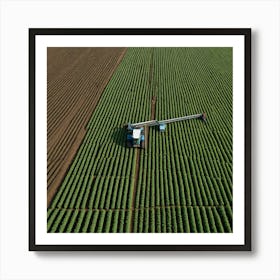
[125,112,206,148]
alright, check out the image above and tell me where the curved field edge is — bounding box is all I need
[47,47,233,233]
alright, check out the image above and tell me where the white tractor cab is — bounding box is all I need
[126,124,145,148]
[132,128,142,139]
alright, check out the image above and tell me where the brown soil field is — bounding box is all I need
[47,47,127,207]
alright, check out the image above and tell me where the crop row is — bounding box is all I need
[47,48,126,191]
[48,47,233,233]
[135,48,233,231]
[48,48,152,212]
[48,209,131,233]
[47,205,232,233]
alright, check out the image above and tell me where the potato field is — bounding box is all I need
[47,47,233,233]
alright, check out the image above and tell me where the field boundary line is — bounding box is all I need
[48,204,232,212]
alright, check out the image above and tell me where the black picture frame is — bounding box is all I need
[29,28,251,251]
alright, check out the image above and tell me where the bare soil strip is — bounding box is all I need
[47,48,127,205]
[129,100,157,231]
[129,149,140,232]
[148,48,154,88]
[144,95,157,152]
[129,50,158,232]
[151,95,157,120]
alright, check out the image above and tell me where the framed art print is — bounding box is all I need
[29,28,251,251]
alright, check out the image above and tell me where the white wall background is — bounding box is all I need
[0,0,279,279]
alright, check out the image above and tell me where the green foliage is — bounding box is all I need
[73,210,86,233]
[81,210,92,233]
[48,47,233,233]
[188,207,198,233]
[65,210,79,233]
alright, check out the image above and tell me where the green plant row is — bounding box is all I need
[48,48,153,232]
[135,48,233,232]
[47,47,233,233]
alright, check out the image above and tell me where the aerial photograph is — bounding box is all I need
[47,47,233,233]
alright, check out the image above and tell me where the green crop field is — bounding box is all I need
[47,47,233,233]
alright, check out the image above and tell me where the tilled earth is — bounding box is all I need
[47,47,127,206]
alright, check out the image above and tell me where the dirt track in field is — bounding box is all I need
[129,48,158,231]
[129,94,158,232]
[129,149,140,232]
[151,95,157,120]
[47,47,127,207]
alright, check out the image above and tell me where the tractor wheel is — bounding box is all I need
[140,140,145,149]
[126,141,132,148]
